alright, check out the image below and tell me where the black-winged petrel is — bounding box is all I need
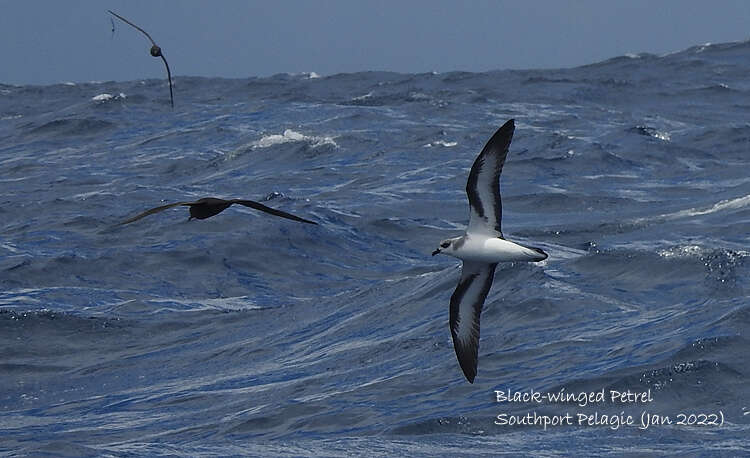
[108,10,174,108]
[432,119,548,383]
[119,197,317,226]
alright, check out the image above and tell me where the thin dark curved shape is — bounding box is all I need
[229,199,317,225]
[159,54,174,109]
[108,9,174,108]
[119,197,317,226]
[118,202,188,225]
[108,10,157,46]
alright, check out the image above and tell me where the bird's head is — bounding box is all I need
[432,237,461,256]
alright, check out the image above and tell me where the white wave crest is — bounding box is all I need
[251,129,337,149]
[423,139,457,148]
[146,296,262,313]
[352,92,373,101]
[665,194,750,220]
[91,92,126,102]
[631,194,750,229]
[658,245,707,259]
[658,244,748,262]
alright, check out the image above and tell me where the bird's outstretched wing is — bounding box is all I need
[231,199,317,225]
[108,10,174,108]
[159,54,174,109]
[119,197,317,226]
[118,201,190,225]
[466,119,514,237]
[108,10,157,46]
[449,260,497,383]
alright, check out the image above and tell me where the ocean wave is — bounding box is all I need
[645,194,750,222]
[143,296,263,313]
[91,92,126,103]
[423,139,457,148]
[28,118,115,136]
[2,38,750,453]
[627,125,671,141]
[250,129,338,149]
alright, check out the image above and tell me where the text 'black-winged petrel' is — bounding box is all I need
[108,10,174,108]
[432,119,547,383]
[119,197,317,226]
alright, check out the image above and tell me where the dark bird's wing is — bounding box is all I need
[466,119,514,238]
[231,199,318,225]
[119,197,317,226]
[118,201,192,225]
[108,10,157,46]
[449,260,497,383]
[108,9,174,108]
[159,54,174,108]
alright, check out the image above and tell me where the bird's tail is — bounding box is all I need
[521,245,548,262]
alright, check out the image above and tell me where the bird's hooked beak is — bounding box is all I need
[431,248,441,256]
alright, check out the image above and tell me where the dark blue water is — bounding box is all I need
[2,41,749,456]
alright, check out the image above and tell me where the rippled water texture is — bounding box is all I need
[1,41,749,455]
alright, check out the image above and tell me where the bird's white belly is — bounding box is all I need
[457,236,541,263]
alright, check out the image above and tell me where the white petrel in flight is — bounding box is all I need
[432,119,547,383]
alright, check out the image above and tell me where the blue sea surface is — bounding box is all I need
[1,41,750,456]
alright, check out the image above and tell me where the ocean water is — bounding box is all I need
[1,40,750,456]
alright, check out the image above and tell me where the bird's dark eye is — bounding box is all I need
[441,241,450,248]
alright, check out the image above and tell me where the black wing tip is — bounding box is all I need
[456,345,478,383]
[288,212,317,224]
[231,199,318,225]
[451,334,479,383]
[480,118,515,156]
[495,118,515,138]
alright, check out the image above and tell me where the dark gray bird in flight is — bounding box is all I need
[108,10,174,108]
[119,197,318,226]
